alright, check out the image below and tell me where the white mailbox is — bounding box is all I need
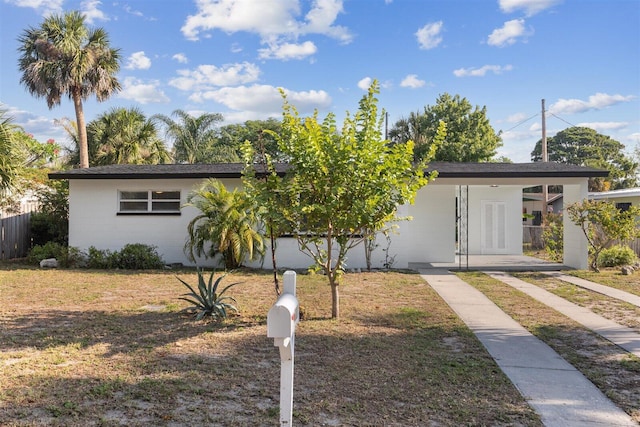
[267,270,299,426]
[267,293,299,339]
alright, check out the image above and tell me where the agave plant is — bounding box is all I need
[177,269,240,321]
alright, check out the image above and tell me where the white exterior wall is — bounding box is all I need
[466,186,523,255]
[563,182,589,269]
[69,178,219,266]
[68,178,527,270]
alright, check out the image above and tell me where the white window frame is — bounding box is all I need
[118,190,181,215]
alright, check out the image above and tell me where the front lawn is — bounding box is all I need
[0,266,541,426]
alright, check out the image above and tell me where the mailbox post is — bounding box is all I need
[267,271,299,426]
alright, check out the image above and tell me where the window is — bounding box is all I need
[118,190,181,214]
[616,202,632,212]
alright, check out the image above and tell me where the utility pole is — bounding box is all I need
[541,99,548,225]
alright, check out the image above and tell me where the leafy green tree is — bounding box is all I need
[153,109,230,163]
[567,199,640,271]
[389,93,502,162]
[87,107,170,165]
[244,81,439,318]
[0,109,20,192]
[17,10,121,168]
[30,179,69,246]
[220,119,283,162]
[185,179,264,269]
[531,127,637,191]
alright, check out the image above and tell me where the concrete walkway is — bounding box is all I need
[541,271,640,308]
[486,271,640,358]
[420,269,638,427]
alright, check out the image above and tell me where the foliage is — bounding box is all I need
[0,109,21,192]
[185,179,264,269]
[243,80,439,318]
[567,199,640,271]
[17,10,121,168]
[177,269,240,321]
[87,246,118,269]
[87,244,164,269]
[220,119,283,162]
[85,107,170,166]
[29,179,69,246]
[389,93,502,162]
[542,213,563,262]
[115,243,165,269]
[153,109,227,163]
[598,245,637,268]
[27,242,83,267]
[531,127,638,191]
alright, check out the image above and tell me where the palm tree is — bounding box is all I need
[87,107,171,165]
[153,109,224,163]
[17,10,121,168]
[185,179,264,269]
[0,109,20,191]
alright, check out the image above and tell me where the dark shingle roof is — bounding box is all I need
[48,161,608,180]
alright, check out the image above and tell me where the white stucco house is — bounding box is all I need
[49,162,607,271]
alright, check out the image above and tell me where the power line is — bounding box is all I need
[503,113,539,133]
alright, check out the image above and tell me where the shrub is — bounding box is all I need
[542,213,563,262]
[87,244,165,270]
[598,245,637,268]
[27,243,84,267]
[27,241,66,264]
[177,269,240,321]
[87,246,118,269]
[115,243,165,269]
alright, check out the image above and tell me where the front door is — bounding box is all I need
[481,201,507,254]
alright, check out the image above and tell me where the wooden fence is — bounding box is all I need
[1,201,39,260]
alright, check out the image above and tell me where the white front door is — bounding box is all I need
[481,201,508,254]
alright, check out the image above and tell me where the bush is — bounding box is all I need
[27,243,84,267]
[542,213,563,262]
[116,243,165,269]
[177,269,240,321]
[87,246,118,269]
[87,244,164,270]
[598,245,637,268]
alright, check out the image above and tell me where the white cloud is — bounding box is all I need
[6,0,63,15]
[81,0,109,24]
[506,112,527,123]
[415,21,443,50]
[189,84,331,115]
[181,0,352,46]
[125,51,152,70]
[357,77,373,91]
[549,93,636,114]
[172,53,188,64]
[499,0,562,17]
[576,122,629,132]
[400,74,425,89]
[169,62,261,91]
[487,19,530,47]
[453,64,513,77]
[118,77,170,104]
[258,40,317,60]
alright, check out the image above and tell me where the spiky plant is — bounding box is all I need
[177,269,240,321]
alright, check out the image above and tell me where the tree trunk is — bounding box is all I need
[331,279,339,319]
[72,88,89,168]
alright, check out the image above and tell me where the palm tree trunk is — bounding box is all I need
[72,88,89,168]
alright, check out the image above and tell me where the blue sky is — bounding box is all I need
[1,0,638,162]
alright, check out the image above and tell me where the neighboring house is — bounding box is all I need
[588,187,640,211]
[522,192,563,226]
[49,162,607,270]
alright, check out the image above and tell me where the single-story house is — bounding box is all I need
[49,162,608,271]
[522,192,563,226]
[589,187,640,211]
